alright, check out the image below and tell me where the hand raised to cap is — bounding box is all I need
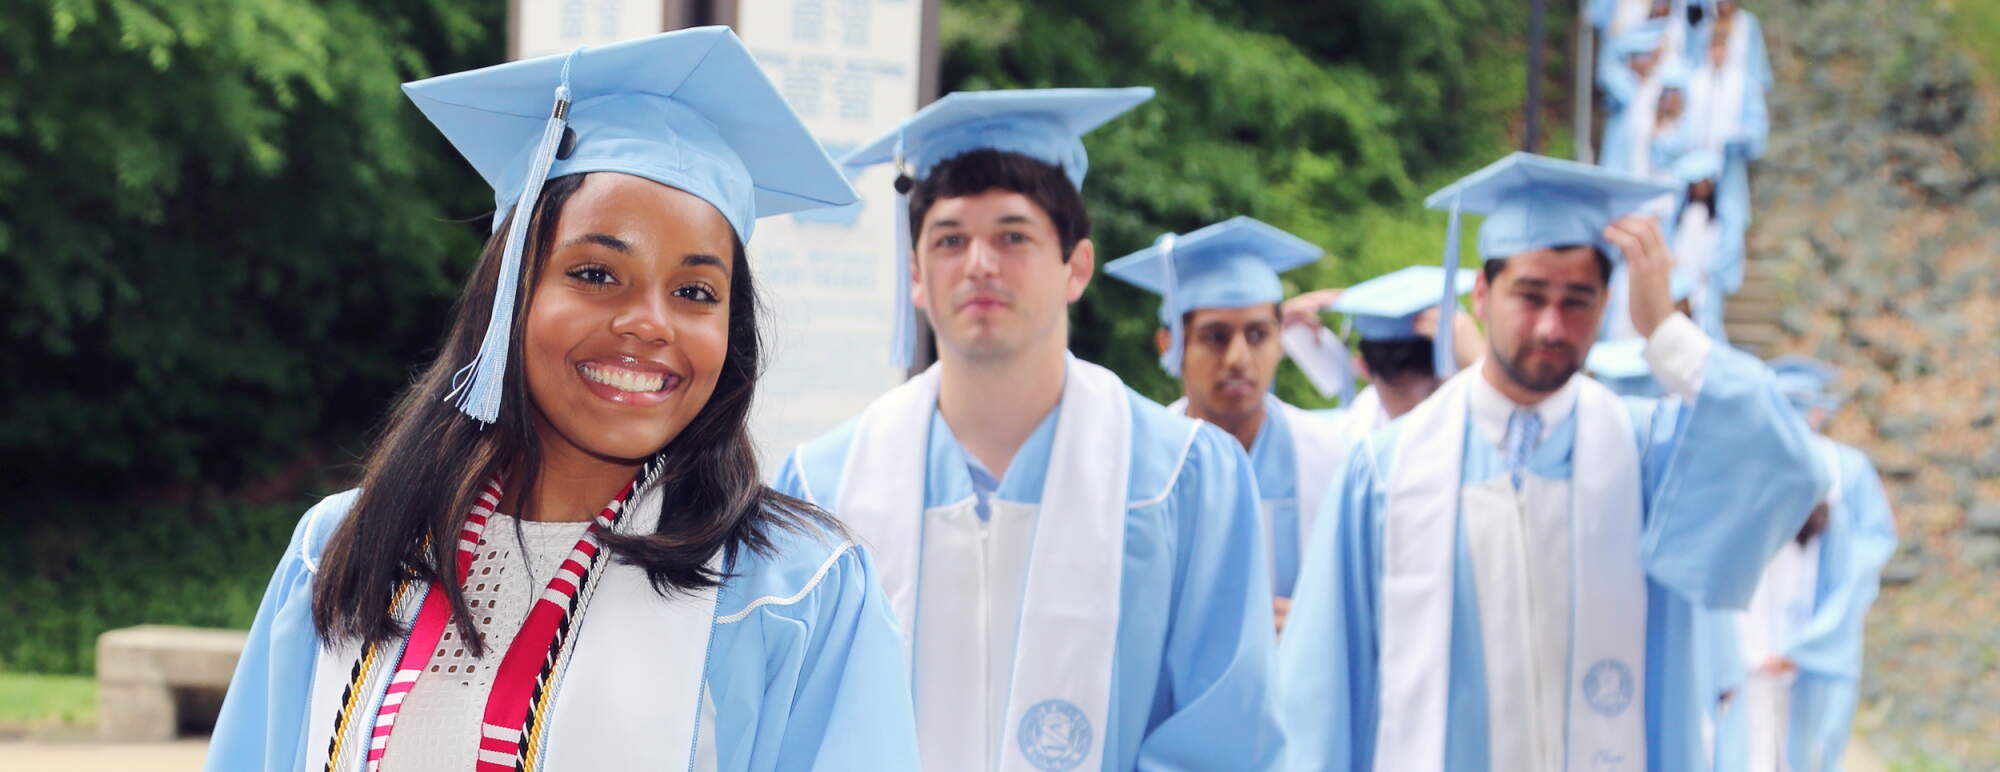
[1413,305,1489,369]
[1280,288,1345,340]
[1602,215,1676,338]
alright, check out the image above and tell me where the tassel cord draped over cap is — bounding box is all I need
[405,27,861,424]
[1153,232,1184,376]
[444,51,581,424]
[1434,194,1464,379]
[890,131,917,368]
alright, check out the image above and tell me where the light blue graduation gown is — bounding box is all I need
[1712,441,1898,772]
[1676,197,1749,342]
[1703,10,1770,240]
[1688,11,1773,96]
[1188,392,1351,599]
[775,390,1284,771]
[205,491,920,772]
[1276,340,1828,771]
[1599,76,1641,173]
[1252,397,1310,598]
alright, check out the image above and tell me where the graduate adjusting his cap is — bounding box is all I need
[1276,152,1830,772]
[1105,216,1355,623]
[777,89,1289,771]
[205,28,922,772]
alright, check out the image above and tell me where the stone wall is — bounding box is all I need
[1749,0,1998,763]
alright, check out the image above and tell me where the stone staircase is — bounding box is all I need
[1722,255,1784,356]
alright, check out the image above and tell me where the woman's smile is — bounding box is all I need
[574,356,685,406]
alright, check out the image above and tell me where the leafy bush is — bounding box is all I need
[0,0,501,492]
[0,484,337,674]
[938,0,1552,405]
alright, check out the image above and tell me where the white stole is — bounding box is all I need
[1164,396,1347,589]
[300,482,720,772]
[1343,385,1388,436]
[1625,75,1666,178]
[1374,371,1648,771]
[1690,19,1752,152]
[1735,438,1840,772]
[1280,401,1353,571]
[837,355,1130,772]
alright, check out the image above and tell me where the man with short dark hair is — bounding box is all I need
[1103,216,1353,635]
[775,89,1282,770]
[1278,153,1827,771]
[1283,265,1489,430]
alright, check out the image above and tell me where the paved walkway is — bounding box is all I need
[0,739,206,771]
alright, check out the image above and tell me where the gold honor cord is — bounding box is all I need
[324,582,411,772]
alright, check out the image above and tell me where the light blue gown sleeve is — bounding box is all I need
[1597,55,1637,171]
[1133,424,1286,770]
[1716,184,1751,296]
[206,495,350,772]
[1275,445,1382,771]
[1747,14,1774,93]
[771,452,810,502]
[1733,77,1770,162]
[1785,445,1897,679]
[716,544,920,772]
[1637,344,1831,610]
[1598,46,1638,108]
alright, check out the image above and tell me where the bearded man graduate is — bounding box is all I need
[1276,153,1828,772]
[774,90,1282,771]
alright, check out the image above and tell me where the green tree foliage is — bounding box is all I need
[0,0,501,490]
[938,0,1545,403]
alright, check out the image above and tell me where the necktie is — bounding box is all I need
[1505,408,1543,488]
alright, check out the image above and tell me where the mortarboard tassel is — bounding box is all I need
[445,51,581,424]
[1433,195,1464,379]
[1154,232,1184,377]
[889,132,918,369]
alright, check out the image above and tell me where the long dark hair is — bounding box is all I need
[312,172,835,655]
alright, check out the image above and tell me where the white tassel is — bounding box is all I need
[891,188,916,369]
[889,133,917,369]
[1154,232,1184,377]
[1433,194,1464,379]
[446,52,579,424]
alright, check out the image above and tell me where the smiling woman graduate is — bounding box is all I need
[205,28,919,772]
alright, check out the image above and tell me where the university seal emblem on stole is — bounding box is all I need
[1018,699,1092,770]
[1582,659,1636,717]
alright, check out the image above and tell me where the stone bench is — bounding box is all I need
[95,625,247,741]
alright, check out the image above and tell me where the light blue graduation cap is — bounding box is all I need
[840,88,1155,367]
[1328,265,1478,342]
[1657,59,1694,92]
[403,27,857,423]
[1103,216,1322,376]
[1672,148,1724,183]
[1769,355,1843,424]
[1423,152,1679,378]
[1614,18,1668,60]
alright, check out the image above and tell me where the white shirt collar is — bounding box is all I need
[1467,360,1580,452]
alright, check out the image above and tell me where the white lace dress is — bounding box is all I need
[377,514,592,772]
